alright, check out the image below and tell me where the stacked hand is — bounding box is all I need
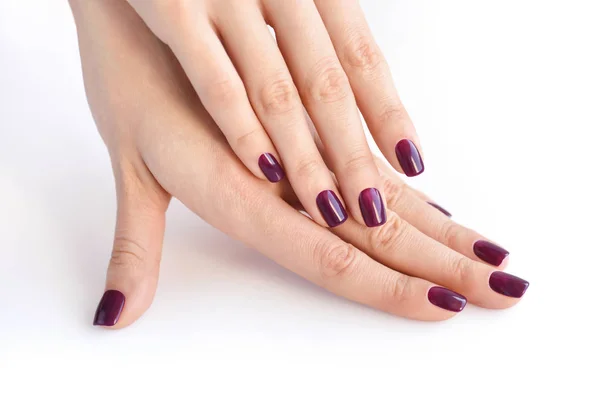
[69,0,528,329]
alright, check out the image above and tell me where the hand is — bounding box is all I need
[70,0,528,329]
[117,0,426,230]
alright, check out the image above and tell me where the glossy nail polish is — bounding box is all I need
[427,202,452,217]
[473,240,509,266]
[93,290,125,327]
[359,188,387,227]
[395,139,424,177]
[316,190,348,227]
[258,153,285,183]
[428,286,467,312]
[489,271,529,298]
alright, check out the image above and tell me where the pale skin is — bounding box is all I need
[70,0,528,328]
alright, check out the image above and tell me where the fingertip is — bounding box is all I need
[316,189,348,228]
[358,187,387,227]
[92,290,125,328]
[394,139,424,177]
[258,152,285,183]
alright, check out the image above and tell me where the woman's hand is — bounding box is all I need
[71,0,528,329]
[112,0,426,230]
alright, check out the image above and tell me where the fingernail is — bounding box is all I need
[473,240,509,266]
[428,286,467,312]
[316,190,348,227]
[359,188,387,227]
[427,202,452,217]
[489,271,529,298]
[395,139,424,177]
[258,153,285,183]
[93,290,125,327]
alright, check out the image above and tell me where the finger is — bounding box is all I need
[375,157,510,267]
[334,212,529,309]
[93,156,171,329]
[214,4,348,228]
[133,4,285,183]
[265,0,387,227]
[315,0,424,177]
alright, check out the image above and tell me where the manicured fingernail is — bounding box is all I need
[395,139,424,177]
[258,153,284,183]
[316,190,348,227]
[359,188,387,227]
[93,290,125,327]
[489,271,529,298]
[427,202,452,217]
[428,286,467,312]
[473,240,509,266]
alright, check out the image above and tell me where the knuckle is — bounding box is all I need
[342,148,374,175]
[204,78,243,105]
[257,75,300,116]
[233,127,263,150]
[382,177,407,209]
[380,274,412,313]
[294,156,322,179]
[439,220,461,248]
[379,104,408,125]
[343,31,383,73]
[109,235,146,274]
[316,241,360,282]
[305,57,351,104]
[448,257,476,291]
[373,104,412,135]
[144,0,195,41]
[370,214,411,251]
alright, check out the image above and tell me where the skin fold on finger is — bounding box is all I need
[333,211,528,309]
[213,3,347,228]
[374,157,511,268]
[314,0,424,177]
[263,0,386,227]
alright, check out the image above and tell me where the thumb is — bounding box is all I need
[93,163,170,329]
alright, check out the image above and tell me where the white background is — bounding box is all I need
[1,1,599,399]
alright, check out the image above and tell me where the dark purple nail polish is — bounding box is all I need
[93,290,125,327]
[359,188,387,227]
[489,271,529,298]
[428,286,467,312]
[473,240,509,266]
[427,202,452,217]
[316,190,348,227]
[395,139,424,177]
[258,153,285,183]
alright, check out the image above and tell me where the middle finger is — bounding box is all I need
[264,0,387,228]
